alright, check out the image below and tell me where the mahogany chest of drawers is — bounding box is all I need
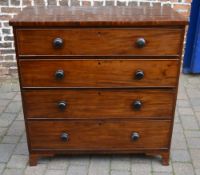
[10,5,187,166]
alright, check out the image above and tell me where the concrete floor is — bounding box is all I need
[0,73,200,175]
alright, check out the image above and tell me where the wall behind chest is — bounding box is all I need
[0,0,191,76]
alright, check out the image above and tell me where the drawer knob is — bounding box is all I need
[131,132,140,141]
[55,70,64,80]
[58,101,67,110]
[53,38,63,48]
[136,38,146,48]
[60,132,69,141]
[135,70,144,80]
[133,100,142,110]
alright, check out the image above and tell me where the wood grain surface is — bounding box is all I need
[10,5,187,166]
[16,28,183,56]
[23,89,175,119]
[28,119,171,150]
[9,6,187,27]
[19,59,179,88]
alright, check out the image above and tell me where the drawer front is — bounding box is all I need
[23,89,175,119]
[16,28,182,56]
[28,119,170,150]
[19,59,179,88]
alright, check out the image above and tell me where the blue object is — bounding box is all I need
[183,0,200,74]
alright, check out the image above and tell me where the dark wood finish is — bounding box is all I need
[16,28,182,56]
[29,154,39,166]
[19,59,179,88]
[9,6,187,27]
[161,152,170,166]
[29,153,54,166]
[9,5,187,166]
[146,151,169,165]
[29,150,169,166]
[166,27,186,166]
[28,119,171,150]
[23,89,175,119]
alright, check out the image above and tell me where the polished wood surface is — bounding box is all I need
[23,89,175,119]
[9,6,187,27]
[28,119,171,150]
[19,59,179,88]
[10,5,187,166]
[16,28,183,56]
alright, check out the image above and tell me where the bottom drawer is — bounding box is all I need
[28,119,171,150]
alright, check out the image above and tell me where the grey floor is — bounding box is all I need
[0,73,200,175]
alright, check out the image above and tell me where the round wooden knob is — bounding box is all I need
[53,38,63,48]
[135,70,144,80]
[136,38,146,48]
[58,101,67,110]
[131,132,140,141]
[60,132,69,141]
[133,100,142,110]
[55,70,64,80]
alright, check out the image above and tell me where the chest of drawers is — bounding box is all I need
[10,6,187,166]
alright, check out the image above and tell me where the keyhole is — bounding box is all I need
[98,121,103,126]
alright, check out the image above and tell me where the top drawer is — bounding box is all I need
[16,28,183,56]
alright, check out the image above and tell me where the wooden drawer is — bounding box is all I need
[23,89,175,119]
[28,119,170,150]
[19,59,179,88]
[16,28,182,56]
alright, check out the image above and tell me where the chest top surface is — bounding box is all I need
[9,5,187,27]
